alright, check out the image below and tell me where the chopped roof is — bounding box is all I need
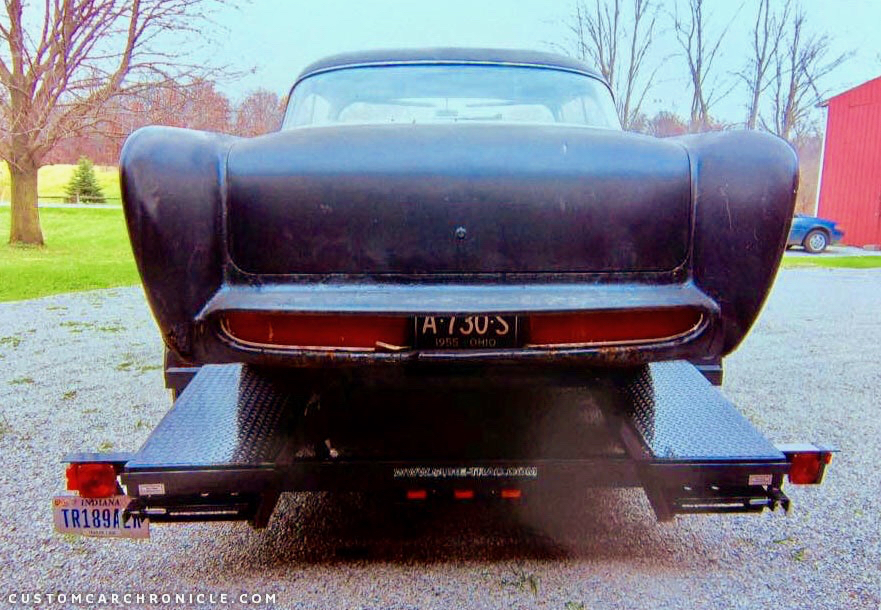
[296,47,603,83]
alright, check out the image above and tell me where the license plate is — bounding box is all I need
[414,315,519,349]
[53,495,149,539]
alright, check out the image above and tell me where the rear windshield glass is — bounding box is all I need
[283,64,620,129]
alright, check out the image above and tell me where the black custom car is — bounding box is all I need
[120,48,798,375]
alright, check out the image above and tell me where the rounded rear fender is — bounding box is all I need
[120,126,238,359]
[677,130,798,355]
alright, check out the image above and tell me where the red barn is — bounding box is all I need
[817,75,881,247]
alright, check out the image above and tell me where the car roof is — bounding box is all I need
[296,48,604,83]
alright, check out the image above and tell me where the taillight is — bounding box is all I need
[221,307,703,351]
[788,451,833,485]
[777,444,835,485]
[222,312,409,350]
[66,463,119,498]
[527,308,703,346]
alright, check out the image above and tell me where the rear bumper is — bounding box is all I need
[831,229,845,244]
[184,281,722,368]
[198,281,716,318]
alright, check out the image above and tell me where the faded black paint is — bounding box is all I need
[226,124,691,275]
[119,51,796,370]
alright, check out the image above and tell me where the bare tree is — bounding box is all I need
[765,8,848,141]
[738,0,790,129]
[672,0,735,131]
[181,79,232,133]
[45,78,242,165]
[234,88,284,137]
[0,0,228,246]
[562,0,661,129]
[645,110,688,137]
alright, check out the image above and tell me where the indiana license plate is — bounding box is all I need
[53,495,149,539]
[414,315,519,349]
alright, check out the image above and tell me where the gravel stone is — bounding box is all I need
[0,269,878,609]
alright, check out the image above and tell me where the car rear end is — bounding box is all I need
[119,51,798,376]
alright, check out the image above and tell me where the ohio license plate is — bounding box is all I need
[414,315,519,349]
[53,495,149,539]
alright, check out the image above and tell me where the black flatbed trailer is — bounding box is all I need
[63,361,832,529]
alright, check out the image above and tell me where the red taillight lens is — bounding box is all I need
[789,452,833,485]
[66,463,118,498]
[222,312,409,350]
[527,308,703,346]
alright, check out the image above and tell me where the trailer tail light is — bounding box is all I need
[527,308,703,347]
[777,444,835,485]
[500,488,522,500]
[222,312,409,350]
[788,451,833,485]
[406,489,427,500]
[453,489,475,500]
[66,463,118,498]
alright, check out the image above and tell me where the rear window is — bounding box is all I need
[283,64,620,130]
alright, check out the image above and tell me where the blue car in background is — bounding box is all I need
[787,215,844,253]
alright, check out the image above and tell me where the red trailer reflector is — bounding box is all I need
[453,489,474,500]
[500,488,522,500]
[788,452,833,485]
[406,489,427,500]
[65,463,118,498]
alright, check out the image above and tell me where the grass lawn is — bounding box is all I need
[0,207,138,302]
[0,164,121,204]
[1,204,877,304]
[781,255,881,269]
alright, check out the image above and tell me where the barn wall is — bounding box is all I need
[817,76,881,247]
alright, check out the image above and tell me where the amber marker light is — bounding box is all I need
[527,308,703,347]
[221,311,410,350]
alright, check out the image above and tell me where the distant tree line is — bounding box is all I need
[46,82,285,166]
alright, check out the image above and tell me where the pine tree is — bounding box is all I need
[64,157,105,204]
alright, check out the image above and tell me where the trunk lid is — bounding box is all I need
[226,124,691,275]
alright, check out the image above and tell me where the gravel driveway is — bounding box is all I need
[0,268,878,609]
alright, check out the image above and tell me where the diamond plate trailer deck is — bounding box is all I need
[64,361,832,527]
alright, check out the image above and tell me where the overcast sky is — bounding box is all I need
[208,0,881,126]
